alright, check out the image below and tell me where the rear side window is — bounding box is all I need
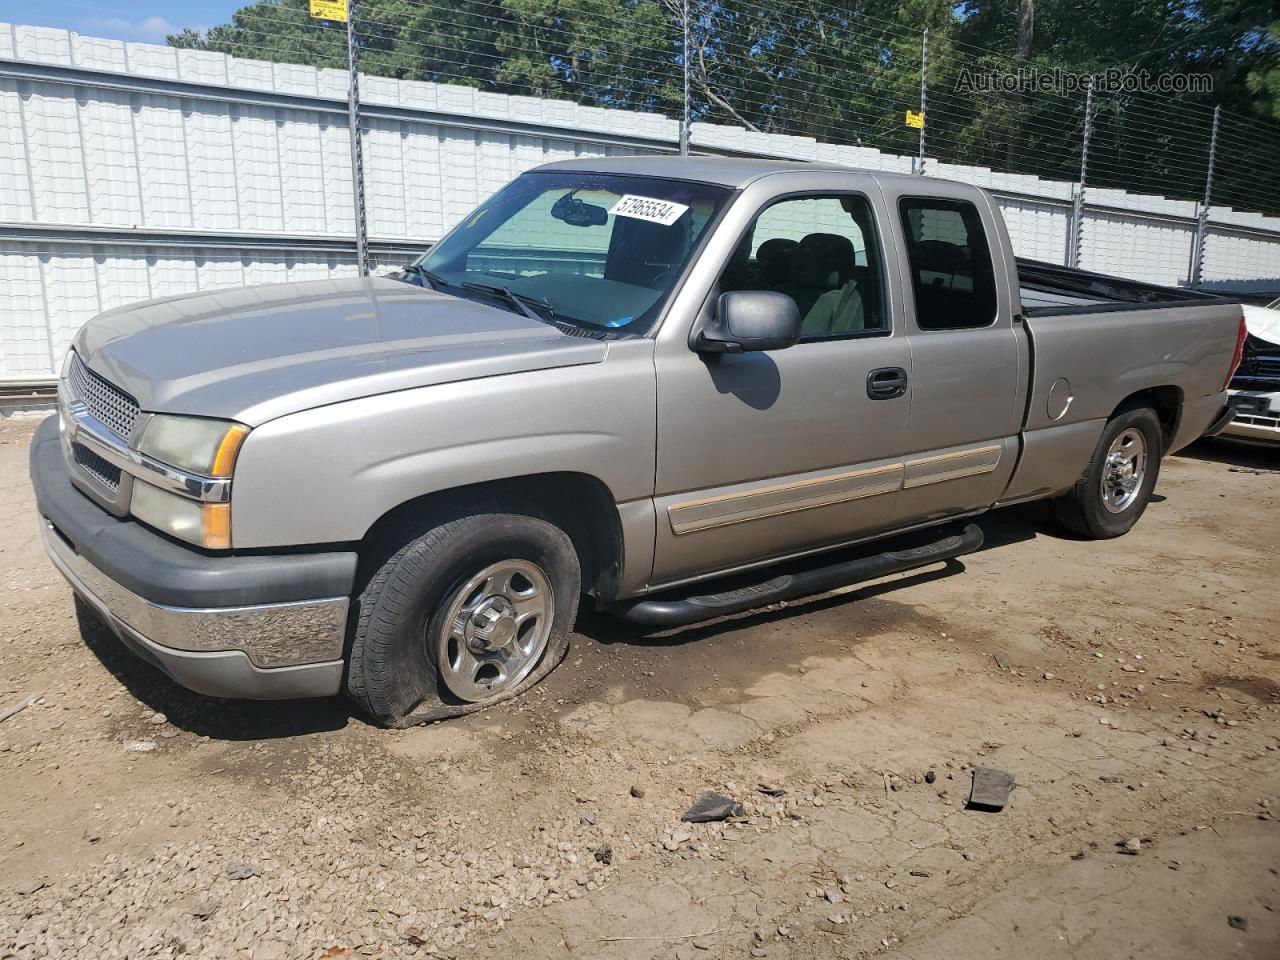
[898,198,998,330]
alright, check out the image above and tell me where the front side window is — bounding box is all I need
[898,197,998,330]
[721,194,890,343]
[719,194,888,341]
[417,172,731,335]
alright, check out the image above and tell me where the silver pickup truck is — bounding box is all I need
[31,157,1246,726]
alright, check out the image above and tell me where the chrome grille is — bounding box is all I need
[1240,335,1280,380]
[68,352,140,440]
[72,442,122,492]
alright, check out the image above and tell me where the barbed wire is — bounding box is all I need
[168,1,1277,214]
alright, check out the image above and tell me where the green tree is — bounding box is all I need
[169,0,1280,211]
[666,0,950,156]
[168,0,682,109]
[1247,20,1280,120]
[951,0,1280,206]
[492,0,680,110]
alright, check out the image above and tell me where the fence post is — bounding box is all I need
[1189,105,1220,290]
[916,28,928,175]
[1068,81,1094,269]
[679,0,690,156]
[347,0,370,275]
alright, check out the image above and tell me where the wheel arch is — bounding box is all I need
[1111,385,1182,451]
[358,472,626,600]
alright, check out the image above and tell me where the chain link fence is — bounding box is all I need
[295,0,1278,285]
[3,4,1280,380]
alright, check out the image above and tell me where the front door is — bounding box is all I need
[650,191,912,586]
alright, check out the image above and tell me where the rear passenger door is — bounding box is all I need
[892,190,1024,523]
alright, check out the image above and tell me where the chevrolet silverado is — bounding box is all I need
[30,157,1246,725]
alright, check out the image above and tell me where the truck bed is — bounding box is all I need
[1017,258,1222,315]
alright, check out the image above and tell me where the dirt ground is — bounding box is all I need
[0,415,1277,960]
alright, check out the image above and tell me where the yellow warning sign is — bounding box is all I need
[905,109,924,129]
[309,0,348,22]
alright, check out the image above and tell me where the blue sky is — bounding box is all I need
[0,1,244,42]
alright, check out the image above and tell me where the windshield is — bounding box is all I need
[414,171,732,335]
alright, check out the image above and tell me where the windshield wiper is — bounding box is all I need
[461,281,557,323]
[399,262,450,290]
[408,274,610,338]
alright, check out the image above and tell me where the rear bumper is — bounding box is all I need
[1168,391,1234,451]
[29,415,356,700]
[1200,403,1239,439]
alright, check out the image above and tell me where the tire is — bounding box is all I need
[346,502,579,727]
[1051,406,1164,539]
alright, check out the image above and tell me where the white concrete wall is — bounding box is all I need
[2,21,1279,378]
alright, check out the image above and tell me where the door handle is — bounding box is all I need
[867,367,908,400]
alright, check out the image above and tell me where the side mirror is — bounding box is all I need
[695,291,802,354]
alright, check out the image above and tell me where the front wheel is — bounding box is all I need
[346,505,580,727]
[1051,406,1164,539]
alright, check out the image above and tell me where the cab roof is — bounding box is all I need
[532,155,927,191]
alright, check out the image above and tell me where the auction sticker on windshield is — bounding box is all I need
[609,195,690,226]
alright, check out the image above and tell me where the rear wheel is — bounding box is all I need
[1051,406,1163,539]
[346,504,579,727]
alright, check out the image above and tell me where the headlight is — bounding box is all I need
[131,481,232,549]
[138,415,249,478]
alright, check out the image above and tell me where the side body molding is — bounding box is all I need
[663,442,1005,538]
[903,444,1003,488]
[668,463,903,535]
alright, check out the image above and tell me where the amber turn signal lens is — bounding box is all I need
[211,424,250,479]
[202,503,232,550]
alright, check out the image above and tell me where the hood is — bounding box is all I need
[74,277,607,425]
[1243,303,1280,346]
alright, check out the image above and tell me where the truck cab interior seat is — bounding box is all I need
[780,233,856,319]
[755,237,798,288]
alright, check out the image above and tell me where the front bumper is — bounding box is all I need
[30,416,357,700]
[1221,389,1280,444]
